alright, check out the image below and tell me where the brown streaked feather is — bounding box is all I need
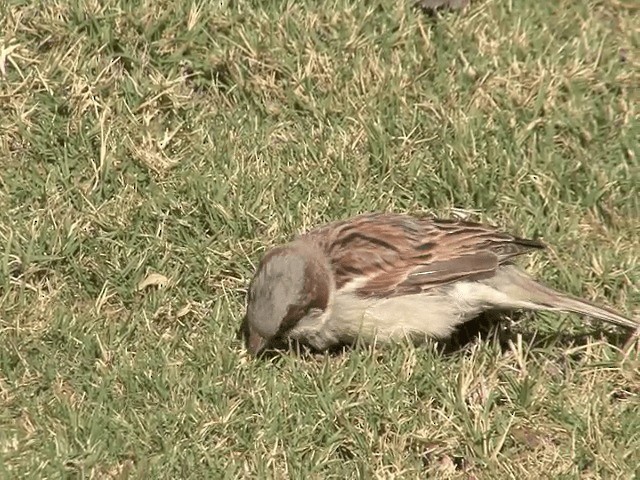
[404,252,499,287]
[302,213,545,298]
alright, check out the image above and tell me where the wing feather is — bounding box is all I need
[303,213,544,298]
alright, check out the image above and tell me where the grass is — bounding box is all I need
[1,0,639,477]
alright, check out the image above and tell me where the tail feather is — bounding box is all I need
[539,293,638,330]
[487,265,639,331]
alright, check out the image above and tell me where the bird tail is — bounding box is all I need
[487,265,638,330]
[536,291,638,330]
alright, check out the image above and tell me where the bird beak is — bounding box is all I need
[247,326,267,356]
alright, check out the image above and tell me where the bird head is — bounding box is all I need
[243,241,331,355]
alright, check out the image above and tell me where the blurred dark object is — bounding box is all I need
[415,0,470,14]
[618,48,628,63]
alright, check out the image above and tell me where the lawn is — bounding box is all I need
[0,0,639,477]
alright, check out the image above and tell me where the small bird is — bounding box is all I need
[242,212,638,355]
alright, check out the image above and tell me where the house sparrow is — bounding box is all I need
[242,213,638,355]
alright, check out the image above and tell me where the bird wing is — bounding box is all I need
[304,213,545,298]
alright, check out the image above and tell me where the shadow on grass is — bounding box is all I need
[443,311,635,356]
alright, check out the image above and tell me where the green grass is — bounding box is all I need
[1,0,639,477]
